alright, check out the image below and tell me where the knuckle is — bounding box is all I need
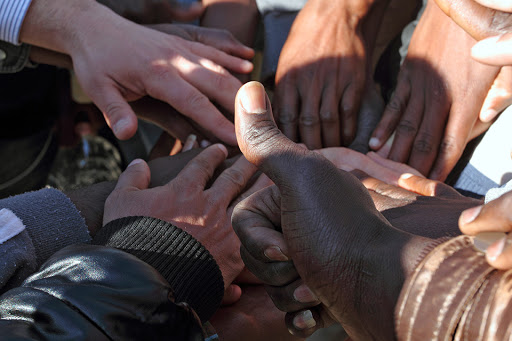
[299,113,320,127]
[220,168,247,188]
[438,135,461,156]
[396,120,418,136]
[413,133,436,154]
[212,70,233,92]
[386,97,406,114]
[243,119,282,148]
[186,91,211,110]
[276,110,298,126]
[319,111,339,124]
[104,101,127,118]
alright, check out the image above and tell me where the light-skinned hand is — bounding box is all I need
[103,145,258,299]
[460,191,512,269]
[20,0,254,143]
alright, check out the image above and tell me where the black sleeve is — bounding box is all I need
[92,216,225,323]
[0,244,205,341]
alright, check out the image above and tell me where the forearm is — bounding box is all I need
[396,235,512,340]
[19,0,119,56]
[0,244,206,339]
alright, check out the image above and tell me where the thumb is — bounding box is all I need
[115,159,151,191]
[235,81,320,188]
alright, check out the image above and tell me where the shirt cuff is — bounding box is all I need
[0,0,33,45]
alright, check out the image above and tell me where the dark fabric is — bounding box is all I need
[0,42,31,74]
[0,244,205,340]
[93,216,224,323]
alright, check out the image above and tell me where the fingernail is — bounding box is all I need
[113,118,131,137]
[474,231,507,253]
[293,284,318,303]
[242,60,253,71]
[264,246,289,261]
[369,137,380,149]
[200,140,212,148]
[128,159,144,167]
[460,205,483,225]
[487,236,507,261]
[240,82,267,114]
[215,144,228,157]
[293,310,316,330]
[472,35,501,59]
[481,109,497,122]
[400,173,414,180]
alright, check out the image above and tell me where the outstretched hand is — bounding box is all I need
[370,0,499,180]
[20,0,254,143]
[103,145,258,297]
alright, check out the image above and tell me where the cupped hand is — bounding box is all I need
[103,144,258,290]
[460,191,512,269]
[273,0,370,149]
[231,82,428,340]
[370,0,500,180]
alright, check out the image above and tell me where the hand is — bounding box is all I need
[355,171,481,238]
[20,0,254,143]
[273,0,386,149]
[103,144,258,289]
[210,285,301,341]
[98,0,204,24]
[231,81,433,339]
[460,191,512,269]
[434,0,512,40]
[317,146,481,237]
[370,0,500,180]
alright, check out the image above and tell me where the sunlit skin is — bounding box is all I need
[19,0,254,143]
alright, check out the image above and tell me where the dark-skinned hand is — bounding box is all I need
[273,0,389,149]
[231,81,432,339]
[370,0,499,180]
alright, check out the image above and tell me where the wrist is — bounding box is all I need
[19,0,112,55]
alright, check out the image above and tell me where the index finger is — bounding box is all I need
[208,155,258,206]
[147,74,237,145]
[175,144,228,189]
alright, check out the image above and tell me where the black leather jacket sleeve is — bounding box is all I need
[0,244,205,340]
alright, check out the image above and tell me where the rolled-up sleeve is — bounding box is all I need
[0,0,33,45]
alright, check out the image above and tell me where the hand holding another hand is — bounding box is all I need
[231,82,430,339]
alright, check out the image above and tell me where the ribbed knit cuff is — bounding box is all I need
[0,187,91,266]
[92,216,224,323]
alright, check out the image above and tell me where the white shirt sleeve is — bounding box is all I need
[0,0,33,45]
